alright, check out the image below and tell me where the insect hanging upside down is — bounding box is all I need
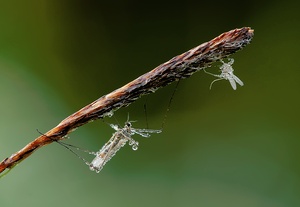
[89,121,162,173]
[204,58,244,90]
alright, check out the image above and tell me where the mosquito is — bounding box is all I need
[40,119,161,173]
[89,80,179,173]
[204,58,244,90]
[48,81,178,173]
[89,118,162,173]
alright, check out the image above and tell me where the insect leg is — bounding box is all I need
[209,78,223,90]
[203,69,222,78]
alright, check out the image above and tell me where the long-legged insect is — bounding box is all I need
[89,81,179,173]
[204,58,244,90]
[89,118,162,173]
[49,81,178,173]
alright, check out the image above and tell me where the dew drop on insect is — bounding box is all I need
[132,144,138,151]
[62,135,71,140]
[104,111,114,117]
[129,140,134,146]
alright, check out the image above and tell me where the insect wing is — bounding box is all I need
[233,74,244,86]
[228,77,237,90]
[89,133,127,173]
[135,128,162,134]
[89,138,114,173]
[89,152,106,173]
[131,128,162,138]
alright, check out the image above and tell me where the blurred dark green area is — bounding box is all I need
[1,0,300,207]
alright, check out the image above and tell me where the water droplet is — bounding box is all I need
[129,140,134,146]
[104,111,114,117]
[132,141,139,150]
[132,145,138,151]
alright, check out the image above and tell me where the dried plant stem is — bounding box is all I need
[0,27,254,174]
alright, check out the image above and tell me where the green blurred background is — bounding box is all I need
[0,1,299,207]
